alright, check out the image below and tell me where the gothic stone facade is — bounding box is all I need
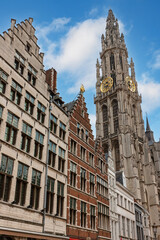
[94,9,160,239]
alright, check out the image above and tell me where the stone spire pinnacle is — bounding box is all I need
[146,115,151,132]
[145,115,155,143]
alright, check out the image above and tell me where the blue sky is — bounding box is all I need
[1,0,160,141]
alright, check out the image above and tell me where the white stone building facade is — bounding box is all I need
[0,18,68,240]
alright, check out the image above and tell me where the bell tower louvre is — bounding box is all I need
[94,9,159,235]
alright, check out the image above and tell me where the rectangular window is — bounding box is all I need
[50,114,57,134]
[80,168,86,191]
[0,154,14,202]
[97,176,108,198]
[28,64,37,86]
[30,169,41,209]
[90,173,95,196]
[70,161,76,187]
[14,51,25,75]
[14,162,28,206]
[0,105,3,122]
[90,205,95,229]
[58,147,65,173]
[24,92,35,115]
[89,152,94,166]
[70,139,76,155]
[98,203,109,230]
[81,201,86,227]
[80,146,85,161]
[0,68,8,94]
[37,101,46,124]
[122,216,125,236]
[10,79,22,105]
[5,112,19,145]
[46,177,55,214]
[98,158,105,173]
[70,197,76,225]
[57,181,64,217]
[34,130,44,160]
[48,141,56,167]
[59,121,66,141]
[21,122,32,153]
[127,219,130,238]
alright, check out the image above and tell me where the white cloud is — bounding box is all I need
[36,16,127,93]
[138,72,160,113]
[89,8,98,16]
[151,50,160,69]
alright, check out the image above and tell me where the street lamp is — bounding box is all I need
[153,223,157,240]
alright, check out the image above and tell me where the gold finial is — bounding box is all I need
[80,84,85,93]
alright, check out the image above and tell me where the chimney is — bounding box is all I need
[46,68,57,93]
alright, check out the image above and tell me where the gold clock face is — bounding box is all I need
[125,76,136,92]
[100,77,113,93]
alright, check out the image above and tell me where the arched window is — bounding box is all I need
[110,53,115,70]
[112,100,118,133]
[102,105,108,138]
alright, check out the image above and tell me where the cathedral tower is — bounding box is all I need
[94,10,159,234]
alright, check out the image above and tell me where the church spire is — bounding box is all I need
[145,115,155,143]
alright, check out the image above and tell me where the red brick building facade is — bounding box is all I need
[65,93,111,240]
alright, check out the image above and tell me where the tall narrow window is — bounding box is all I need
[90,205,95,229]
[14,51,25,75]
[48,141,56,167]
[81,201,86,227]
[21,122,32,153]
[71,139,76,155]
[0,105,3,122]
[70,197,76,225]
[80,146,86,161]
[0,155,14,202]
[34,130,44,160]
[85,130,88,143]
[110,53,115,70]
[50,114,57,134]
[0,68,8,94]
[46,177,55,214]
[10,79,22,105]
[59,121,66,141]
[102,105,108,138]
[111,73,116,88]
[15,162,28,206]
[28,64,37,86]
[80,168,86,191]
[89,153,94,166]
[58,147,65,172]
[24,92,35,115]
[90,173,95,196]
[57,181,64,217]
[5,112,19,145]
[119,55,123,70]
[30,169,41,209]
[70,161,76,187]
[115,142,120,171]
[37,101,46,124]
[112,100,118,133]
[77,123,80,136]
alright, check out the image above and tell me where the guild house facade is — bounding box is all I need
[0,18,68,240]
